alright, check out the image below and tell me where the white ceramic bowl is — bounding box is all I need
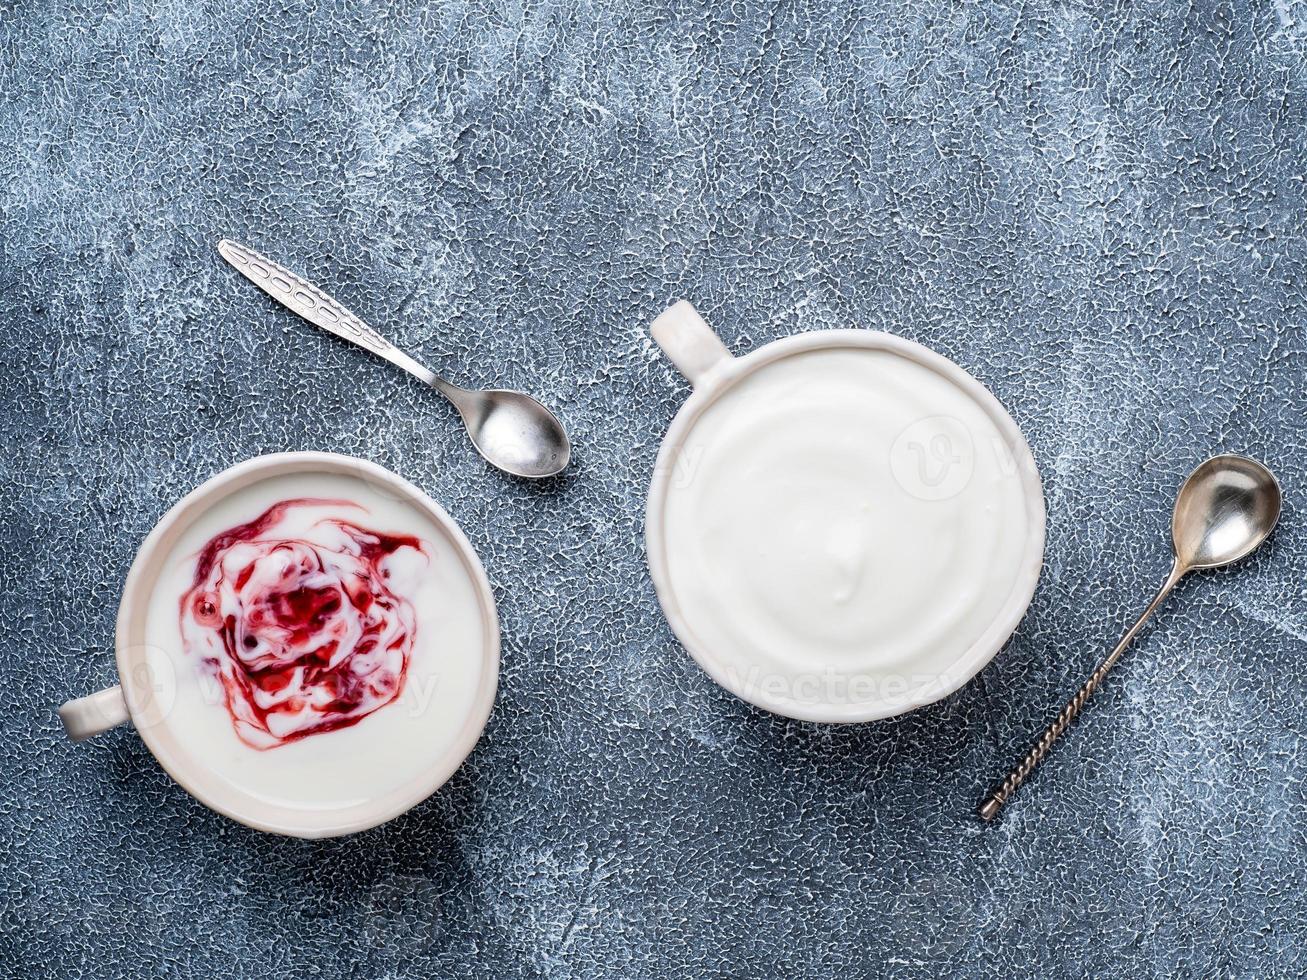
[646,302,1046,723]
[58,452,500,837]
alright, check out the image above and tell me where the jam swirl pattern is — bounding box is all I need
[180,499,425,749]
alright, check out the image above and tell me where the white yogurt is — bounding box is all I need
[658,344,1038,716]
[142,471,490,813]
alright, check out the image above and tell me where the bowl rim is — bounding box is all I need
[645,329,1046,723]
[116,451,500,837]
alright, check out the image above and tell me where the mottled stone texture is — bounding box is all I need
[1,0,1305,976]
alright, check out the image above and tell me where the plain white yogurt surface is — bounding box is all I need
[657,344,1038,716]
[141,471,490,813]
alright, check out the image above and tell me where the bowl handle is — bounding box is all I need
[651,301,733,388]
[59,685,130,741]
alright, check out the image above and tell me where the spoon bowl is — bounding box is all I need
[450,387,572,479]
[1172,454,1282,570]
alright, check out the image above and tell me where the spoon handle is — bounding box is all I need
[217,239,439,387]
[978,560,1185,821]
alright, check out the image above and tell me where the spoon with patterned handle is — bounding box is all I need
[979,454,1282,821]
[217,239,571,479]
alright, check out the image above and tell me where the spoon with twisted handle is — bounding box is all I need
[217,239,571,479]
[979,454,1282,822]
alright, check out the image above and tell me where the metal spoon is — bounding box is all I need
[979,454,1282,822]
[217,239,571,479]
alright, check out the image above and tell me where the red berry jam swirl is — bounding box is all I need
[180,498,426,750]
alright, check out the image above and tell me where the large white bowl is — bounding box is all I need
[646,302,1046,723]
[59,452,500,837]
